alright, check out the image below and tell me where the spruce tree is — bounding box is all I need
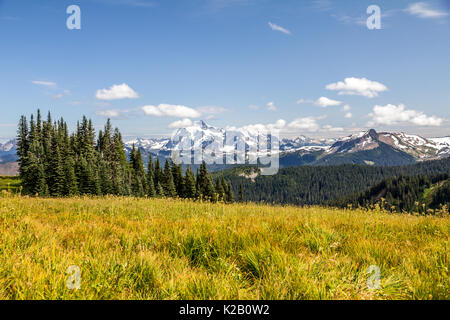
[239,182,244,202]
[156,181,165,198]
[226,181,234,203]
[172,162,184,197]
[215,178,225,202]
[147,155,156,197]
[64,155,78,196]
[17,115,29,188]
[198,161,216,201]
[163,159,177,198]
[154,158,162,188]
[184,165,197,199]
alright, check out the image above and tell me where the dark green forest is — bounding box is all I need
[332,174,450,213]
[16,110,235,202]
[219,158,450,206]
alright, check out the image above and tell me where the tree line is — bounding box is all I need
[221,158,450,206]
[332,174,449,213]
[16,110,240,202]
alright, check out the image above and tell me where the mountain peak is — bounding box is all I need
[200,120,210,129]
[367,129,379,140]
[190,120,211,130]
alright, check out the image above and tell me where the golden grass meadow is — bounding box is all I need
[0,193,448,300]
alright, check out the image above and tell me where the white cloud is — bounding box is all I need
[96,109,123,119]
[268,22,291,35]
[285,116,346,133]
[368,104,443,127]
[168,118,193,129]
[326,77,388,98]
[315,97,342,107]
[322,125,344,132]
[95,83,139,100]
[141,104,201,118]
[406,2,449,19]
[32,80,57,87]
[344,112,353,119]
[342,105,351,111]
[272,119,286,129]
[228,119,286,133]
[267,101,278,111]
[248,104,260,110]
[288,117,321,132]
[196,106,228,114]
[296,98,314,104]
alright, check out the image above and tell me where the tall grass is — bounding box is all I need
[0,194,448,300]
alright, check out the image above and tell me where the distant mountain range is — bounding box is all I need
[122,121,450,167]
[1,121,449,175]
[0,140,17,164]
[0,140,19,175]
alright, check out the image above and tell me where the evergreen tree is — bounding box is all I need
[64,155,78,196]
[197,162,216,201]
[16,110,239,203]
[156,181,165,198]
[163,159,177,198]
[184,165,197,199]
[17,115,29,190]
[147,155,156,197]
[172,162,184,197]
[147,175,156,197]
[225,181,234,203]
[239,182,244,202]
[50,144,65,196]
[215,178,225,202]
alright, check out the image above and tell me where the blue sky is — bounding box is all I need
[1,0,449,141]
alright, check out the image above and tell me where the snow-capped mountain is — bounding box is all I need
[378,132,450,160]
[123,122,450,165]
[323,129,450,160]
[280,136,336,152]
[123,137,171,155]
[0,139,16,153]
[125,120,284,159]
[0,139,17,163]
[314,129,450,166]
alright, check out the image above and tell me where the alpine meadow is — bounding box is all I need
[1,0,450,306]
[0,195,448,300]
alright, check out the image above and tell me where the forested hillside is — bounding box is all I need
[332,174,449,213]
[218,158,450,206]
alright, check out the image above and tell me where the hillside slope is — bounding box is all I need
[333,174,450,213]
[217,157,450,206]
